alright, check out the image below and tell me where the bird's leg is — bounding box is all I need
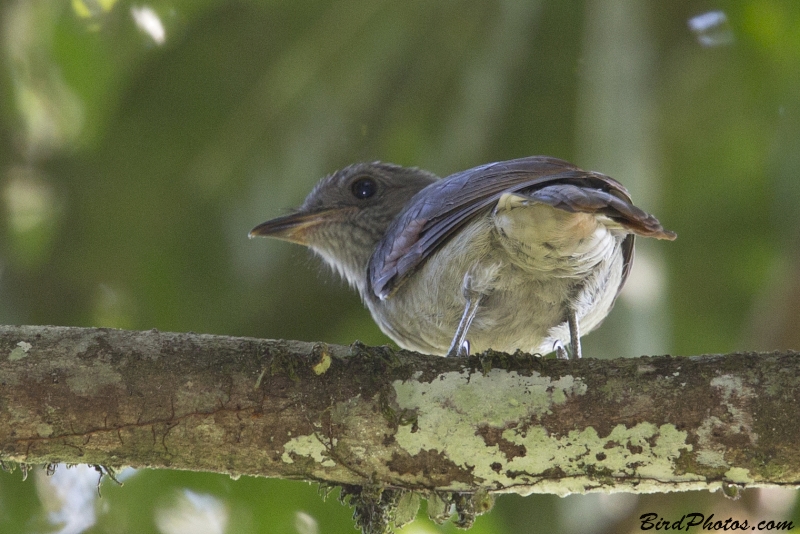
[446,273,486,358]
[567,310,582,359]
[446,292,483,357]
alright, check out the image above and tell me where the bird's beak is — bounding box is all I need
[248,208,352,245]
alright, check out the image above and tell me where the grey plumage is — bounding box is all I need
[250,156,676,358]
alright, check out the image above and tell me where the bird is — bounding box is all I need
[249,156,676,359]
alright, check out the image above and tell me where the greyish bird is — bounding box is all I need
[250,156,676,359]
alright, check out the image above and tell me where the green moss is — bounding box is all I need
[392,368,703,494]
[268,344,300,382]
[724,467,753,484]
[8,341,31,361]
[281,434,336,468]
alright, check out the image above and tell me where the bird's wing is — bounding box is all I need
[368,156,675,299]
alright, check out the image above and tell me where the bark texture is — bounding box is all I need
[0,325,798,496]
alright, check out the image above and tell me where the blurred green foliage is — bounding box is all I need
[1,0,799,532]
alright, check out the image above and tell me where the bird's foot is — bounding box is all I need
[446,339,470,358]
[554,340,570,360]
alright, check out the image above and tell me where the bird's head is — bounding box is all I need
[250,162,438,293]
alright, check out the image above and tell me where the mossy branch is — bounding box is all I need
[1,325,798,499]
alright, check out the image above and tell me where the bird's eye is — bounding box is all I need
[351,177,377,200]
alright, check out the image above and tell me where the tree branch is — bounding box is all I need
[1,325,798,497]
